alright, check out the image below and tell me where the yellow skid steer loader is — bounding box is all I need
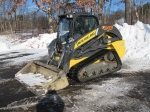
[15,13,125,95]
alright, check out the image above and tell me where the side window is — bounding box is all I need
[88,17,98,31]
[74,16,98,35]
[74,17,85,35]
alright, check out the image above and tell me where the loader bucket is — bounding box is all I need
[15,61,69,96]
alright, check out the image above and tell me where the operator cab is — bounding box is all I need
[57,13,99,52]
[58,17,72,44]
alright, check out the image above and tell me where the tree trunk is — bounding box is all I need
[98,0,103,24]
[66,0,72,13]
[108,0,112,21]
[9,22,15,42]
[90,7,92,14]
[148,9,150,24]
[104,0,106,24]
[48,14,54,33]
[141,0,144,21]
[125,0,132,25]
[133,0,139,22]
[93,1,97,15]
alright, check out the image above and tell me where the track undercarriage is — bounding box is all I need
[69,50,122,82]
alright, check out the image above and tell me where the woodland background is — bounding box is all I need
[0,0,150,36]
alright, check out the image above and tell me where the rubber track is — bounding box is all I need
[69,49,122,82]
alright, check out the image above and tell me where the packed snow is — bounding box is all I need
[115,21,150,60]
[0,33,57,65]
[16,72,52,94]
[16,73,52,87]
[0,33,57,52]
[12,33,57,49]
[65,77,136,110]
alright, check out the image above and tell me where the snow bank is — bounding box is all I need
[11,33,57,50]
[25,33,57,49]
[0,35,11,52]
[0,41,9,52]
[115,21,150,60]
[0,33,56,54]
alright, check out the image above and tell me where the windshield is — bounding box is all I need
[58,18,71,43]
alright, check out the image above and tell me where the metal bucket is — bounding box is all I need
[15,61,69,95]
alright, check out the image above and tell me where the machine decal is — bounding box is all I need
[74,29,97,49]
[102,26,113,30]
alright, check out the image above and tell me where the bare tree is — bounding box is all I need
[76,0,95,12]
[9,0,57,33]
[140,0,144,21]
[0,1,9,33]
[125,0,132,24]
[133,0,139,23]
[98,0,103,24]
[34,0,54,33]
[103,0,107,24]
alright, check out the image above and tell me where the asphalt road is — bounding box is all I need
[0,52,150,112]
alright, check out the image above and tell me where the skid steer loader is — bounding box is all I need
[15,13,125,96]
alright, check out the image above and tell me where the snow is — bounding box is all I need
[0,35,12,51]
[0,33,57,65]
[16,72,52,94]
[77,77,135,104]
[0,33,57,53]
[0,41,9,51]
[11,33,57,50]
[114,21,150,60]
[63,76,144,112]
[0,49,48,66]
[119,58,150,73]
[16,73,52,87]
[13,33,56,49]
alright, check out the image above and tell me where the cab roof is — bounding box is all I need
[58,12,94,19]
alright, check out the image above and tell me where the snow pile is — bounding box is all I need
[24,33,56,48]
[0,41,9,51]
[0,49,48,66]
[0,35,13,52]
[16,72,52,94]
[16,73,52,87]
[115,21,150,60]
[0,33,57,53]
[11,33,57,50]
